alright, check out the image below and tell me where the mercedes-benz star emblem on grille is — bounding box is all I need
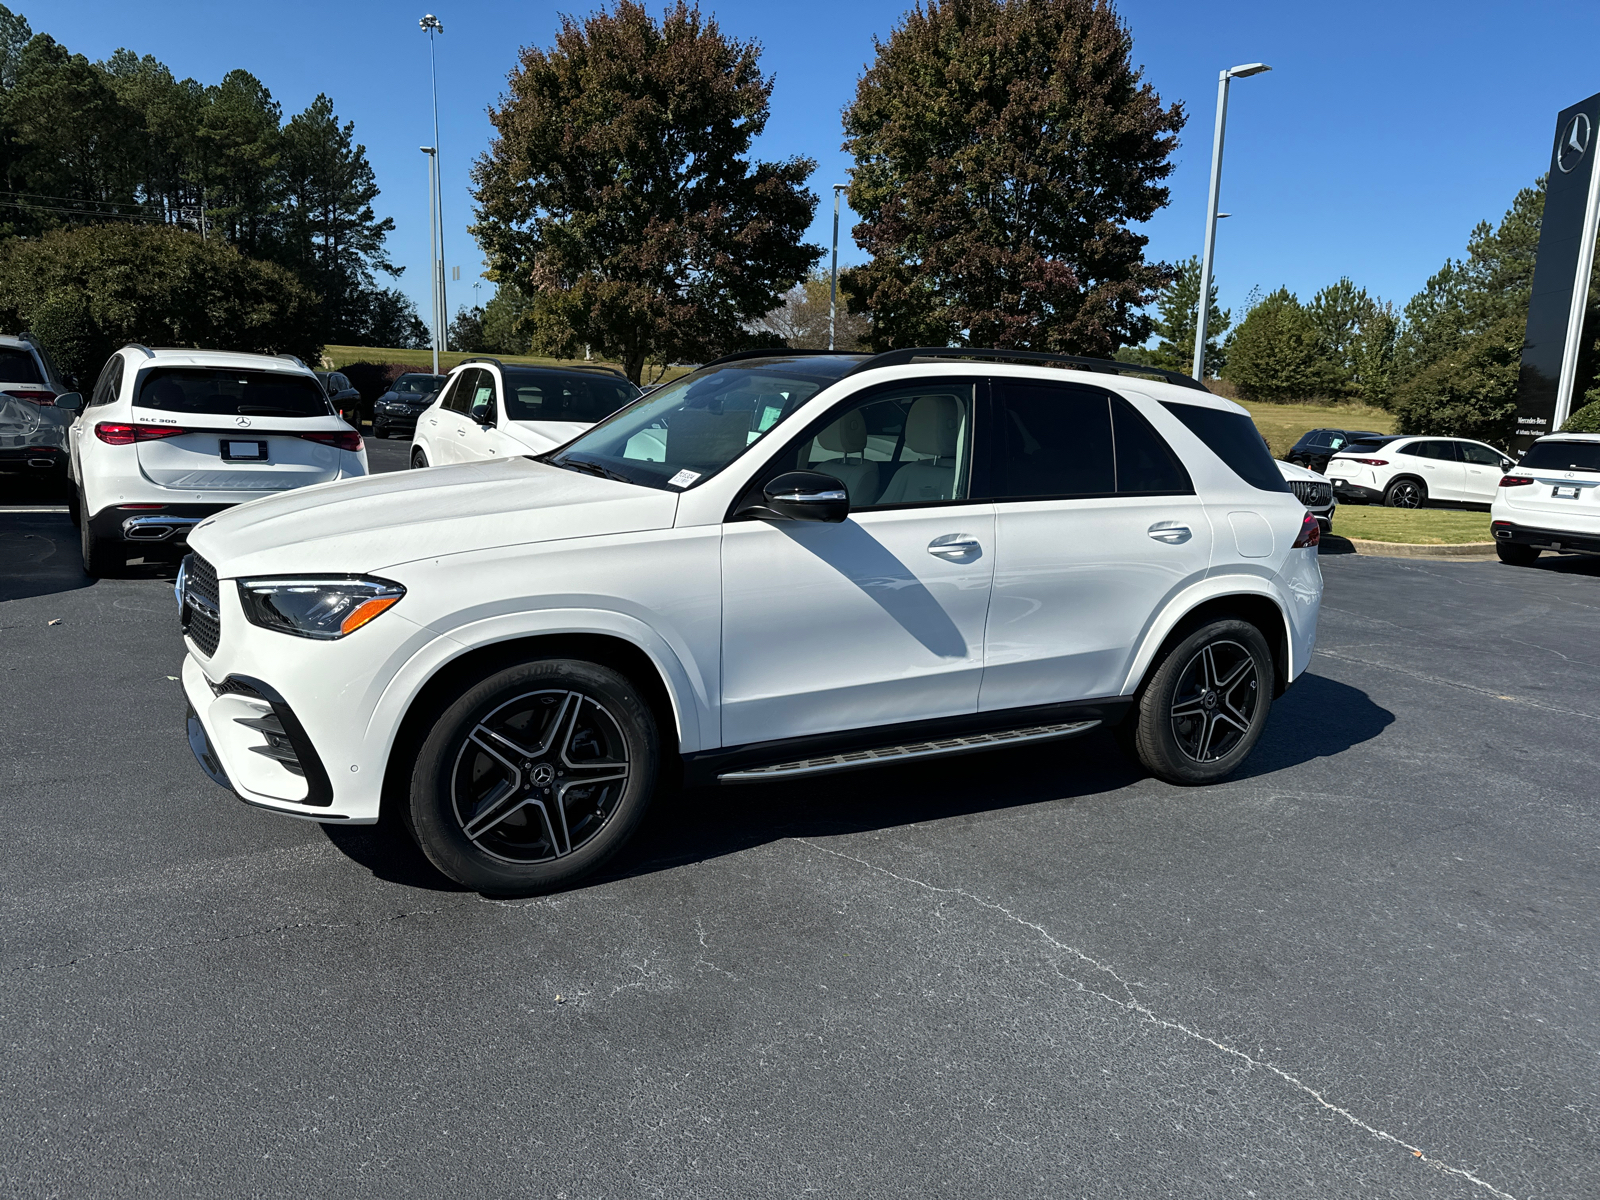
[235,415,252,428]
[1559,113,1592,173]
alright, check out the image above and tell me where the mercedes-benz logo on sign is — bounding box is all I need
[1559,112,1592,173]
[234,415,252,428]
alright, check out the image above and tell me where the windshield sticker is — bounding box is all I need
[667,469,701,488]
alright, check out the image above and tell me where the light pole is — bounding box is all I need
[421,146,440,373]
[828,184,847,351]
[420,14,447,357]
[1193,62,1271,382]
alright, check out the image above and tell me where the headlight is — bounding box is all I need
[237,576,405,639]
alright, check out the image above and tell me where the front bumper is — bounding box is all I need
[1491,520,1600,555]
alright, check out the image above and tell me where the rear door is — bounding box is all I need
[424,370,475,463]
[1393,440,1463,501]
[976,380,1213,710]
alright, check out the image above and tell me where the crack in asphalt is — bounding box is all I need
[1315,647,1600,723]
[791,835,1521,1200]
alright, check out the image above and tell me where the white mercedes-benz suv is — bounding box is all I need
[410,357,639,468]
[178,350,1323,896]
[1491,432,1600,564]
[63,346,368,575]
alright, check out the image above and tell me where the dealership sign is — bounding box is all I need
[1515,92,1600,453]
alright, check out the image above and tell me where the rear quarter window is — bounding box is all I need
[1159,401,1289,493]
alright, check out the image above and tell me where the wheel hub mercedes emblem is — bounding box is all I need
[1202,690,1218,710]
[530,763,555,786]
[1559,112,1592,173]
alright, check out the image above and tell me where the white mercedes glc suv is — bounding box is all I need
[62,346,368,575]
[1491,432,1600,564]
[178,350,1323,896]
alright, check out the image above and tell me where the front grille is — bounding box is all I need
[1289,480,1332,508]
[182,552,221,657]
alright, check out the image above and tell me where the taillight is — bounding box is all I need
[1499,474,1534,488]
[1291,512,1321,549]
[295,430,364,452]
[94,422,190,445]
[1349,457,1389,466]
[4,389,57,404]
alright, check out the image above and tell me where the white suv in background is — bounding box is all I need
[178,349,1323,897]
[410,357,639,468]
[64,346,368,576]
[1323,435,1515,508]
[1492,432,1600,565]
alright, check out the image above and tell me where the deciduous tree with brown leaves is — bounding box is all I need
[471,1,820,384]
[841,0,1183,355]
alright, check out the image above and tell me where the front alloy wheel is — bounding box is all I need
[409,659,659,895]
[1125,618,1274,785]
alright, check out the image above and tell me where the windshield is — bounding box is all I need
[502,369,638,424]
[394,374,446,395]
[549,358,859,490]
[135,367,332,418]
[0,346,43,385]
[1520,440,1600,472]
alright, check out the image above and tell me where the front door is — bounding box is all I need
[1406,440,1467,501]
[976,380,1215,710]
[1459,441,1508,502]
[720,380,994,747]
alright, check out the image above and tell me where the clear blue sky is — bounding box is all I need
[40,0,1600,339]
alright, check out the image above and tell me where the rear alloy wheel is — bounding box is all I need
[373,419,388,440]
[1384,477,1425,508]
[1496,542,1539,567]
[78,488,117,577]
[408,658,660,895]
[1128,618,1274,785]
[411,448,428,469]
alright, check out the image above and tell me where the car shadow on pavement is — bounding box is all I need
[321,671,1394,896]
[0,513,93,603]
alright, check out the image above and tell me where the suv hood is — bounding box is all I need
[187,456,677,578]
[502,420,592,454]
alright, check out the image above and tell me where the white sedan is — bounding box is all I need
[410,358,640,469]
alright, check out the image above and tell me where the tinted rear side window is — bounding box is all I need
[135,368,332,417]
[1111,397,1191,493]
[1342,437,1398,455]
[1519,440,1600,472]
[0,346,43,384]
[502,370,638,424]
[1160,401,1289,493]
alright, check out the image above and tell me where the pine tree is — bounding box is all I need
[1148,256,1228,377]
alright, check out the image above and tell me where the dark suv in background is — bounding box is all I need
[315,371,362,426]
[372,373,448,439]
[1284,428,1388,473]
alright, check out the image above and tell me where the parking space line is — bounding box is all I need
[0,506,68,513]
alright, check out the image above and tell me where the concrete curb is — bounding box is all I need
[1321,535,1497,559]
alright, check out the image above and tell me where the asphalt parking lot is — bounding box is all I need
[2,449,1597,1199]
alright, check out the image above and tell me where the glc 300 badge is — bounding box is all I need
[1558,112,1592,173]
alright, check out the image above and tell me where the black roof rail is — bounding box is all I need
[458,356,505,370]
[467,356,631,381]
[276,353,307,369]
[843,346,1210,392]
[700,347,864,370]
[124,343,155,358]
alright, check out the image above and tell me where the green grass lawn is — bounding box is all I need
[1331,505,1492,544]
[1237,399,1396,459]
[322,344,691,386]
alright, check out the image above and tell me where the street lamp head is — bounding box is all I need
[1227,63,1272,78]
[420,14,443,33]
[420,145,436,155]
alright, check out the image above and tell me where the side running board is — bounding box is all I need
[717,720,1100,784]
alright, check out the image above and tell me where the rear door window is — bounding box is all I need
[90,356,124,407]
[439,371,475,413]
[1159,401,1290,493]
[1459,443,1505,467]
[134,368,331,417]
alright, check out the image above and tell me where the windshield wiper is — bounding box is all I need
[552,456,633,483]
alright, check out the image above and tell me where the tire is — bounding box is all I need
[408,658,660,896]
[78,488,117,577]
[373,420,388,440]
[1127,618,1274,785]
[66,482,81,528]
[1384,477,1425,508]
[1496,542,1539,566]
[411,448,428,469]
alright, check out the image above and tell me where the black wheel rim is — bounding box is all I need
[450,689,630,864]
[1391,482,1421,508]
[1169,640,1259,763]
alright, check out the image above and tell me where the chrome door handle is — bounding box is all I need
[1148,523,1192,544]
[928,536,981,559]
[456,428,466,436]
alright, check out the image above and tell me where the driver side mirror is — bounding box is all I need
[470,403,495,427]
[740,470,850,523]
[52,392,82,413]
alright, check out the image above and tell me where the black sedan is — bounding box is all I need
[372,373,449,439]
[1284,427,1389,473]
